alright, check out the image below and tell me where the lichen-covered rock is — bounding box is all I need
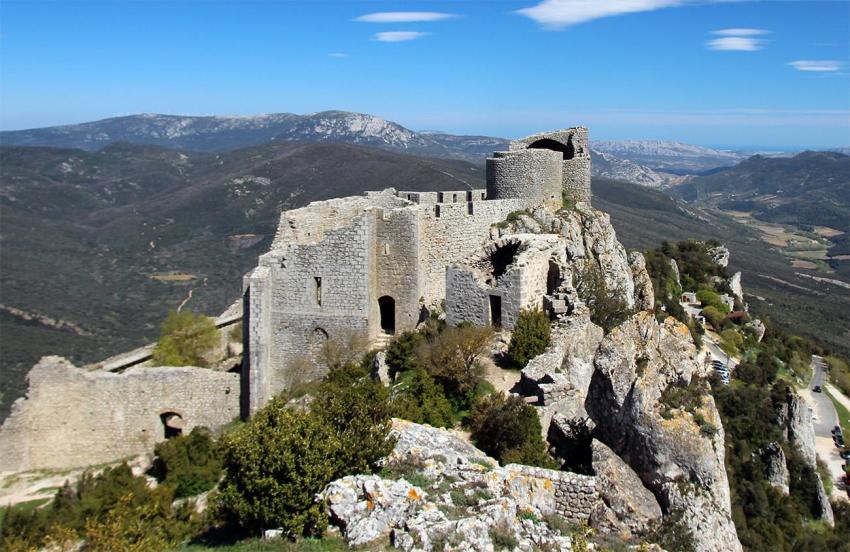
[628,251,655,312]
[591,439,662,537]
[586,311,742,552]
[322,420,595,550]
[760,442,789,495]
[728,272,744,305]
[372,351,391,386]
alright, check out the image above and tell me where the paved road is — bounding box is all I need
[810,356,839,435]
[702,334,737,371]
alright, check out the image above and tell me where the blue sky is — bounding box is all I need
[0,0,848,148]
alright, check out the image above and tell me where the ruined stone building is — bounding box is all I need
[243,128,592,414]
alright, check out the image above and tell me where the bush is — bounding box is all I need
[469,393,557,469]
[0,463,198,551]
[720,329,743,357]
[576,263,632,333]
[827,355,850,397]
[385,331,425,378]
[700,306,724,330]
[216,399,339,536]
[390,368,454,428]
[152,310,219,367]
[216,362,395,537]
[506,308,550,369]
[417,323,493,410]
[151,427,222,498]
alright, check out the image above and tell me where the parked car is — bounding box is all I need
[840,449,850,460]
[833,425,843,436]
[813,385,822,393]
[836,435,846,448]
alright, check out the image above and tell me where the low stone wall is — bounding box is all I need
[505,464,599,524]
[0,356,240,473]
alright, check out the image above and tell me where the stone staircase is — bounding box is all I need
[372,332,394,350]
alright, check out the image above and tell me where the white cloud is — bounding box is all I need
[706,36,765,51]
[516,0,685,29]
[328,52,349,58]
[373,31,429,43]
[354,12,456,23]
[712,28,769,37]
[788,60,842,72]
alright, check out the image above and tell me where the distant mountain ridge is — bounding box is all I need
[592,139,748,173]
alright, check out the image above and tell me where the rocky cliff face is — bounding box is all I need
[492,206,743,551]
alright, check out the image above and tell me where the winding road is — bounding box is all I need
[806,355,846,499]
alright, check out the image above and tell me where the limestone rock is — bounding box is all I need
[781,391,834,526]
[628,251,655,311]
[591,439,662,537]
[586,312,742,552]
[728,272,744,305]
[668,258,681,290]
[760,442,789,495]
[708,245,730,268]
[749,318,766,342]
[371,351,391,386]
[323,420,590,550]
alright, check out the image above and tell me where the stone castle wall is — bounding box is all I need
[509,127,591,204]
[0,357,239,473]
[486,149,562,209]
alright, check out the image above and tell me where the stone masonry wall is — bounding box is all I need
[375,207,422,333]
[0,356,240,473]
[486,149,562,209]
[509,127,591,205]
[506,464,599,524]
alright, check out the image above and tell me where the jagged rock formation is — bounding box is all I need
[728,272,744,304]
[586,312,742,552]
[760,442,790,495]
[629,252,655,311]
[708,245,730,268]
[779,391,834,525]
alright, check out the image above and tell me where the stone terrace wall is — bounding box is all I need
[0,357,239,473]
[505,464,599,524]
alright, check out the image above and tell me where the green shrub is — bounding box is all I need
[469,393,557,469]
[506,308,551,369]
[700,306,724,330]
[385,331,425,378]
[720,329,743,357]
[827,355,850,397]
[576,263,632,333]
[151,427,222,498]
[216,362,395,537]
[215,399,339,536]
[390,368,454,428]
[152,310,219,367]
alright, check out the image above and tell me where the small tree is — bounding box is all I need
[385,331,425,378]
[319,329,369,370]
[417,323,493,407]
[506,308,551,368]
[469,393,557,469]
[152,310,219,367]
[576,263,632,333]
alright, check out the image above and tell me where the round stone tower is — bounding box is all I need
[485,148,563,211]
[508,127,592,205]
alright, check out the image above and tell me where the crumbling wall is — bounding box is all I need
[509,127,592,204]
[0,357,239,473]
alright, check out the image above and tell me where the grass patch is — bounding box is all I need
[174,535,349,551]
[826,388,850,440]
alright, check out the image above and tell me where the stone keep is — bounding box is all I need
[243,127,592,414]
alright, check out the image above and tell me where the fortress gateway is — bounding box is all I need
[242,128,592,414]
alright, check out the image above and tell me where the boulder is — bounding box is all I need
[708,245,730,268]
[590,439,662,537]
[371,351,391,386]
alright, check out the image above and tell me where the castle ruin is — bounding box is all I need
[243,127,591,414]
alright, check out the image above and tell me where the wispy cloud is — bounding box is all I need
[706,36,765,51]
[516,0,686,29]
[788,60,842,72]
[328,52,349,58]
[373,31,429,43]
[706,28,769,51]
[712,28,770,37]
[354,12,456,23]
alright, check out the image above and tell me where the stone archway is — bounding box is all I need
[527,137,575,160]
[160,412,184,439]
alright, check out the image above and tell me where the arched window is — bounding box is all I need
[378,296,396,334]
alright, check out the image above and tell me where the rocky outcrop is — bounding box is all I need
[708,245,730,268]
[780,391,834,526]
[749,318,766,342]
[591,439,662,538]
[372,351,391,385]
[668,258,681,290]
[521,306,604,430]
[586,312,742,552]
[760,442,789,495]
[321,420,599,551]
[728,272,744,305]
[628,251,655,311]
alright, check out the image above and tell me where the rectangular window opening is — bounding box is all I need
[314,277,322,306]
[467,202,474,215]
[435,205,441,218]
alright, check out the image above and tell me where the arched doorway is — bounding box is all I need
[160,412,184,439]
[378,296,396,334]
[527,137,575,160]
